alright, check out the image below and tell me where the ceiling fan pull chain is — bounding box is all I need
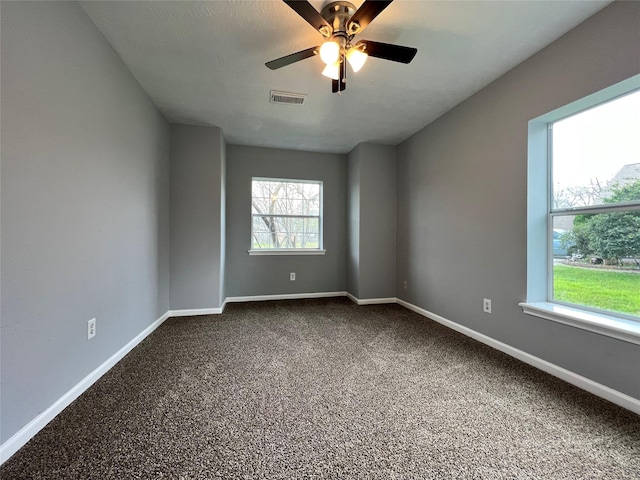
[340,55,346,94]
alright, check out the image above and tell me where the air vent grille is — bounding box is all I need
[270,90,306,106]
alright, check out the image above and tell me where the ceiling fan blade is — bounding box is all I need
[357,40,417,64]
[265,47,319,70]
[347,0,393,35]
[284,0,333,37]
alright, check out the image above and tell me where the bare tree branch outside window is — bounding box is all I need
[553,178,604,209]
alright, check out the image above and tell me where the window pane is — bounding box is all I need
[552,214,640,317]
[551,90,640,210]
[252,216,319,249]
[252,180,320,216]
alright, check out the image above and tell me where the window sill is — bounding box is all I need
[248,249,326,256]
[519,302,640,345]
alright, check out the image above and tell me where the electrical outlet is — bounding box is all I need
[403,280,408,290]
[290,272,296,281]
[87,318,96,340]
[483,298,492,314]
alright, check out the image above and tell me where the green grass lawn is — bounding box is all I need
[553,264,640,317]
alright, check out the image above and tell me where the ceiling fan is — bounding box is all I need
[266,0,417,94]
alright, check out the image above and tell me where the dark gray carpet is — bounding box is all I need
[2,298,639,479]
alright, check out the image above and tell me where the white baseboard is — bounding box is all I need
[346,292,397,305]
[225,291,347,304]
[170,293,396,314]
[169,307,223,317]
[396,298,640,415]
[167,292,396,318]
[0,310,172,465]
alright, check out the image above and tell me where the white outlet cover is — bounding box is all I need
[483,299,492,313]
[88,318,96,340]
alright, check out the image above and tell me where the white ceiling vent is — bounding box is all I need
[270,90,306,106]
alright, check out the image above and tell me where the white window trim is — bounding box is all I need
[248,249,326,256]
[250,177,324,253]
[521,74,640,345]
[520,302,640,346]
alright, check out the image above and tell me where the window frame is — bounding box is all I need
[248,177,326,256]
[520,74,640,345]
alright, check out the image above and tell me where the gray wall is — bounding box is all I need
[219,140,227,304]
[347,148,361,298]
[348,143,397,300]
[225,145,347,297]
[170,125,226,310]
[1,1,170,443]
[396,1,640,399]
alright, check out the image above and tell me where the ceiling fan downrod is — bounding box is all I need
[320,2,357,93]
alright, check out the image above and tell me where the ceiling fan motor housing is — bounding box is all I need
[321,1,358,45]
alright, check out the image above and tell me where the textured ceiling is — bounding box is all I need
[79,0,610,153]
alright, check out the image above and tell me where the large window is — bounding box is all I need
[550,90,640,318]
[523,75,640,345]
[250,178,324,254]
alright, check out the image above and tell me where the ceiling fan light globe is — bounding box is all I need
[346,47,367,73]
[321,62,340,80]
[319,41,340,65]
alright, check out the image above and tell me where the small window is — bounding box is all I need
[550,91,640,319]
[250,178,323,254]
